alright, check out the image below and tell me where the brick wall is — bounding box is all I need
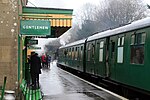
[0,0,18,90]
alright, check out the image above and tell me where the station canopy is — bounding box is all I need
[21,7,73,37]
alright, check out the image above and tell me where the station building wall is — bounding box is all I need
[0,0,19,90]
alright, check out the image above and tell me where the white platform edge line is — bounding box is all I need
[59,67,128,100]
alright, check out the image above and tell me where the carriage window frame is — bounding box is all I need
[75,47,78,60]
[130,32,146,65]
[131,34,135,45]
[80,46,83,61]
[66,49,68,58]
[117,36,124,63]
[72,47,74,60]
[92,43,95,59]
[99,41,104,62]
[77,47,80,61]
[87,43,91,61]
[69,48,71,59]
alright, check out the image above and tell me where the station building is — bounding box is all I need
[0,0,73,96]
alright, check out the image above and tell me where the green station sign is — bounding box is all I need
[28,40,38,45]
[28,46,41,50]
[20,20,51,36]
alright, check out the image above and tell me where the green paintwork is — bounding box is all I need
[20,79,42,100]
[109,36,117,80]
[114,27,150,92]
[0,76,7,100]
[85,41,95,75]
[58,44,85,72]
[95,39,106,77]
[18,35,21,81]
[20,20,51,36]
[58,25,150,93]
[23,7,73,15]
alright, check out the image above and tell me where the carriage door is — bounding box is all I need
[109,36,117,79]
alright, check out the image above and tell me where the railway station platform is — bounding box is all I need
[39,61,128,100]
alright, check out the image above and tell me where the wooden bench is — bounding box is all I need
[0,76,7,100]
[20,79,42,100]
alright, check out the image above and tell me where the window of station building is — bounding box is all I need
[117,36,124,63]
[130,32,145,64]
[87,43,91,61]
[99,41,104,62]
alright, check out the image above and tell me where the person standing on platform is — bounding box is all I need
[41,53,46,68]
[47,55,51,68]
[30,52,42,89]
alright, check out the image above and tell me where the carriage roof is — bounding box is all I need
[59,39,86,49]
[87,17,150,41]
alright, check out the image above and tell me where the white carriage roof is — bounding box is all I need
[87,17,150,41]
[59,39,86,49]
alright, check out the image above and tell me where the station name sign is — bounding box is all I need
[23,25,49,30]
[20,20,51,36]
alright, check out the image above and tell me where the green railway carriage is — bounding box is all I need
[58,39,86,72]
[86,17,150,94]
[57,17,150,97]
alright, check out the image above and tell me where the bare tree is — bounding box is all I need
[73,3,96,28]
[95,0,147,30]
[45,0,149,51]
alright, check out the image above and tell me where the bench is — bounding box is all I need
[20,79,42,100]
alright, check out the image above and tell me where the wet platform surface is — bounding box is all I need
[39,61,125,100]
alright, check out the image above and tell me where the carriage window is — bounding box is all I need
[75,47,77,60]
[131,46,144,64]
[87,44,91,61]
[117,47,123,63]
[117,36,124,63]
[130,33,145,64]
[111,41,115,59]
[77,47,80,60]
[72,47,74,60]
[69,48,71,58]
[100,41,104,48]
[122,37,124,45]
[80,46,83,61]
[64,49,67,57]
[138,33,146,44]
[141,33,146,43]
[131,35,135,45]
[118,38,120,46]
[99,41,104,62]
[66,49,68,57]
[92,44,95,58]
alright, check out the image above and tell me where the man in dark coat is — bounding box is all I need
[30,52,42,89]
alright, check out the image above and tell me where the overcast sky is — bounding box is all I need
[28,0,150,54]
[27,0,150,9]
[27,0,102,9]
